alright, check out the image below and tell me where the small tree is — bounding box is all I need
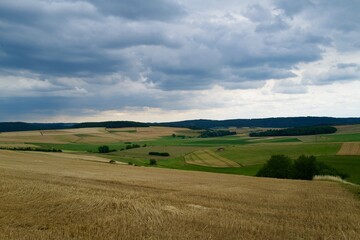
[98,145,110,153]
[256,155,294,179]
[149,159,157,165]
[294,155,317,180]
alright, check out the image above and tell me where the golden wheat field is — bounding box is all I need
[1,150,360,240]
[337,142,360,155]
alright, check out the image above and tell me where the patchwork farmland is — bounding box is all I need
[1,124,360,239]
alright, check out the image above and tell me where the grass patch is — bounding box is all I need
[254,138,301,143]
[216,143,341,166]
[33,142,126,152]
[300,133,360,143]
[317,155,360,185]
[157,156,261,176]
[183,137,251,146]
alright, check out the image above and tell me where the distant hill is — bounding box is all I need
[0,121,148,133]
[72,121,149,129]
[0,122,73,133]
[156,117,360,129]
[1,117,360,132]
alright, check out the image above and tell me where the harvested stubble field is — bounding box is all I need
[337,142,360,155]
[1,150,360,239]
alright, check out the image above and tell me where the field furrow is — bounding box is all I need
[185,150,240,168]
[0,151,359,240]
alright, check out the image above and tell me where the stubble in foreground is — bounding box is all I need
[0,150,359,239]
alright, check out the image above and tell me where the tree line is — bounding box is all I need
[249,126,337,137]
[257,155,348,180]
[199,130,236,138]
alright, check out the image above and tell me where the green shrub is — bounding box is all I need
[294,155,317,180]
[256,155,294,179]
[149,159,157,165]
[125,144,141,150]
[98,145,110,153]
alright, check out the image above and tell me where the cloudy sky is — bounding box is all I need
[0,0,359,122]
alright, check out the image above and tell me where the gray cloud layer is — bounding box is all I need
[0,0,359,120]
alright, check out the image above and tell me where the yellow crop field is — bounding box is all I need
[185,149,241,167]
[0,126,190,144]
[0,150,112,164]
[337,142,360,155]
[0,150,359,239]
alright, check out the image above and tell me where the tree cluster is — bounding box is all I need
[172,134,186,139]
[98,145,110,153]
[256,155,348,180]
[125,144,141,150]
[149,152,170,156]
[149,159,157,165]
[73,121,149,129]
[0,146,62,152]
[199,130,236,138]
[249,126,337,137]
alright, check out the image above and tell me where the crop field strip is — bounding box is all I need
[185,149,240,167]
[337,142,360,155]
[0,126,190,144]
[0,150,112,164]
[0,150,360,240]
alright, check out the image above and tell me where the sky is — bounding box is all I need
[0,0,359,122]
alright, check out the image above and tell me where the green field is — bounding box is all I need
[299,133,360,142]
[2,126,358,185]
[34,142,126,152]
[317,155,360,184]
[216,143,341,166]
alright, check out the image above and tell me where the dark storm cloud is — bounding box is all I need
[0,97,72,121]
[88,0,186,20]
[0,0,182,77]
[0,0,359,121]
[0,0,340,89]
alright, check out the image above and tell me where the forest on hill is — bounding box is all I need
[1,117,360,132]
